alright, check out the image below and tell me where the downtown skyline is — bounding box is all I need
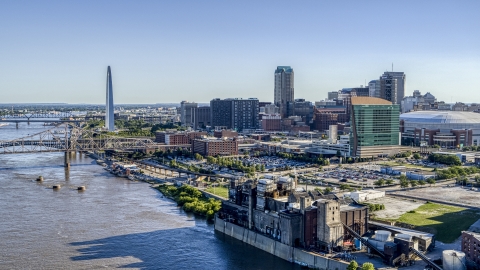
[1,1,479,104]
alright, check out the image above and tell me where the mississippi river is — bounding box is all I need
[0,122,300,269]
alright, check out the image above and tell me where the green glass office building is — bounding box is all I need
[350,97,401,157]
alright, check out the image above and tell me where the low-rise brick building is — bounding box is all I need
[213,129,238,138]
[462,231,480,268]
[192,137,239,156]
[155,131,207,145]
[261,114,282,131]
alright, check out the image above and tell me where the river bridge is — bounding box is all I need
[0,123,164,168]
[0,111,91,127]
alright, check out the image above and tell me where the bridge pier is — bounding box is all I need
[64,152,70,169]
[16,122,19,129]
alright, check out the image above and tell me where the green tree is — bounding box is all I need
[347,260,359,270]
[324,187,333,194]
[361,262,375,270]
[474,175,480,185]
[386,179,394,185]
[400,179,409,189]
[410,180,418,188]
[413,153,421,160]
[418,180,426,186]
[427,178,436,186]
[194,153,203,161]
[374,179,385,187]
[339,184,350,191]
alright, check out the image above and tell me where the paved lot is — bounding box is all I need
[392,185,480,208]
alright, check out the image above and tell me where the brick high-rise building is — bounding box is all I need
[313,108,348,132]
[210,98,259,131]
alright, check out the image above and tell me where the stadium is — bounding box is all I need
[400,111,480,147]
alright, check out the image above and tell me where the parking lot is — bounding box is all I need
[175,156,309,171]
[392,185,480,208]
[295,165,399,189]
[242,156,308,170]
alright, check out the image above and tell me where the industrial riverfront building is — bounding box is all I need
[218,176,368,251]
[215,176,437,268]
[105,66,114,131]
[274,66,295,118]
[210,98,259,131]
[350,97,403,158]
[400,111,480,147]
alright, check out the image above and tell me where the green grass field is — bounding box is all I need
[205,186,229,198]
[394,202,480,243]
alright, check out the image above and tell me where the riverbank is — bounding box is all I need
[155,184,222,220]
[214,217,349,270]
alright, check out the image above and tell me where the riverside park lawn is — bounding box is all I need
[393,202,480,243]
[205,186,229,199]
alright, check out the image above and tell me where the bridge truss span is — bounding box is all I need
[0,124,158,154]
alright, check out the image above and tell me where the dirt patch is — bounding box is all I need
[365,196,424,219]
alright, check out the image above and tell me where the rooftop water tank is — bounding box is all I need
[367,239,385,252]
[395,233,412,241]
[375,230,391,242]
[442,250,466,270]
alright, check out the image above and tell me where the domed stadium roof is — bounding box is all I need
[400,111,480,124]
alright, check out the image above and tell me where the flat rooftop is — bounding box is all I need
[351,96,392,105]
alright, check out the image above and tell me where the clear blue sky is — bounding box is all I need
[1,0,479,104]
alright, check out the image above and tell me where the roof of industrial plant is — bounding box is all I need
[400,111,480,124]
[350,97,392,105]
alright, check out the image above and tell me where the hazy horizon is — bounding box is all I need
[1,1,479,104]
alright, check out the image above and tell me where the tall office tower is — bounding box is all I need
[105,66,114,131]
[180,101,198,127]
[210,98,259,131]
[379,71,406,105]
[293,98,314,124]
[327,91,339,100]
[350,97,400,158]
[368,80,380,97]
[193,106,211,129]
[274,66,294,118]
